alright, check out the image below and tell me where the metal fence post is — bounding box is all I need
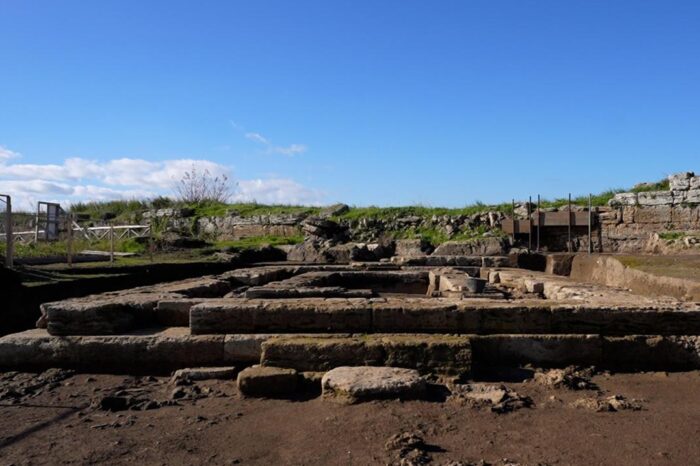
[1,195,13,268]
[109,224,115,265]
[567,193,572,252]
[66,213,73,268]
[588,194,593,254]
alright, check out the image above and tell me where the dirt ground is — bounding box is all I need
[0,369,699,466]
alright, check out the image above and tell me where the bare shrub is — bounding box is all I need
[175,165,232,203]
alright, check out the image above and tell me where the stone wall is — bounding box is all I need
[601,172,700,253]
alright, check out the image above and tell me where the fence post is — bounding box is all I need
[66,214,73,268]
[567,193,572,252]
[109,224,115,265]
[588,194,593,254]
[2,195,12,268]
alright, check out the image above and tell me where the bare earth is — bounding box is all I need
[1,370,699,466]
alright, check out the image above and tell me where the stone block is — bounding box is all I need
[0,328,225,373]
[470,334,604,367]
[236,365,299,397]
[545,254,575,276]
[609,193,637,206]
[523,279,544,294]
[637,191,674,206]
[190,298,373,334]
[669,172,694,191]
[321,366,426,404]
[685,189,700,204]
[394,239,433,257]
[155,299,205,326]
[171,366,236,383]
[433,238,508,256]
[481,256,511,267]
[261,334,472,377]
[633,205,672,224]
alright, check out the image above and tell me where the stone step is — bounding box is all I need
[189,298,700,335]
[1,329,699,373]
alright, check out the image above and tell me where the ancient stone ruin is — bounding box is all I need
[3,243,700,402]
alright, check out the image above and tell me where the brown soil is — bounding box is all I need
[618,254,700,281]
[1,370,699,465]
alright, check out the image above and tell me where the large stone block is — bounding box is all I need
[155,299,206,326]
[0,328,225,373]
[394,239,433,257]
[42,293,182,336]
[322,366,426,404]
[432,238,508,256]
[261,334,472,377]
[669,172,694,191]
[190,298,373,334]
[636,191,674,206]
[609,193,637,207]
[632,206,672,224]
[237,365,299,397]
[470,334,603,367]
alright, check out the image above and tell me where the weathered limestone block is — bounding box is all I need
[394,239,432,257]
[171,366,236,383]
[237,365,299,397]
[219,267,294,286]
[433,238,508,256]
[470,334,604,367]
[43,293,182,336]
[321,366,426,404]
[190,298,373,334]
[371,300,476,333]
[260,334,472,376]
[632,206,672,224]
[392,256,483,267]
[669,172,694,191]
[637,191,674,206]
[691,177,700,190]
[0,328,225,373]
[155,299,206,326]
[153,277,231,298]
[609,193,637,207]
[523,279,544,294]
[602,335,700,371]
[685,189,700,204]
[481,256,511,267]
[244,286,372,299]
[545,253,575,276]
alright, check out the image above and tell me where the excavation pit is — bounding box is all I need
[3,260,700,376]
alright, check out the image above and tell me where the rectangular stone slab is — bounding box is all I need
[2,330,700,373]
[190,298,373,334]
[260,334,472,376]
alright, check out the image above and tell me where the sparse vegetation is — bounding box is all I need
[215,234,304,251]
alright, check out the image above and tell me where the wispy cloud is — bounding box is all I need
[0,146,324,210]
[0,145,20,160]
[245,132,270,145]
[232,122,307,156]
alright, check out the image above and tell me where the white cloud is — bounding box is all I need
[234,124,307,156]
[234,178,325,205]
[0,151,324,210]
[0,145,21,160]
[245,132,269,145]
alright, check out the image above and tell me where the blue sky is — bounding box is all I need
[1,0,700,209]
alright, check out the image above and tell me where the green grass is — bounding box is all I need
[658,231,686,241]
[0,237,147,258]
[215,234,304,251]
[630,178,670,193]
[389,225,505,246]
